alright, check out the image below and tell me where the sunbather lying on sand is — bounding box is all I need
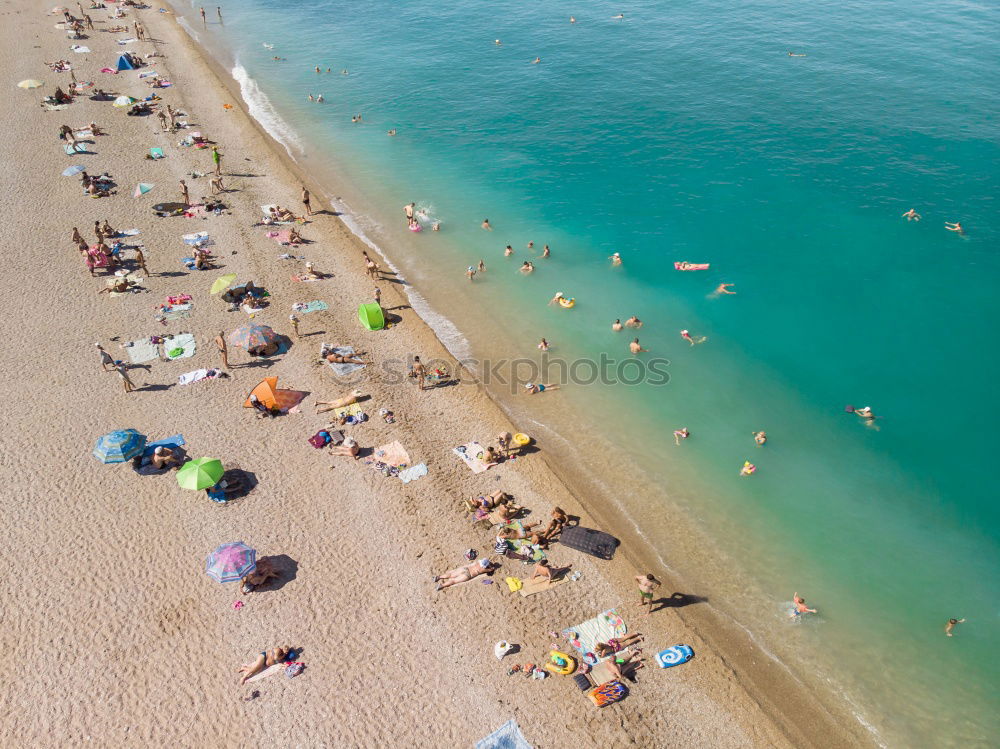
[595,633,644,657]
[434,558,496,590]
[241,556,280,594]
[238,646,290,685]
[604,651,645,680]
[330,437,360,458]
[324,351,365,365]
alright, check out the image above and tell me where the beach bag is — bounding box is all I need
[308,431,330,449]
[285,662,304,678]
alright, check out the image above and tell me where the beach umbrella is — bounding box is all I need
[228,324,278,351]
[205,541,257,583]
[93,429,147,464]
[18,79,44,89]
[134,183,154,197]
[176,457,225,491]
[210,274,237,294]
[62,164,86,177]
[112,95,137,108]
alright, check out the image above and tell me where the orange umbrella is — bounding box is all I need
[244,377,306,412]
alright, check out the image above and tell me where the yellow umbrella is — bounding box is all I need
[210,274,238,294]
[18,80,44,89]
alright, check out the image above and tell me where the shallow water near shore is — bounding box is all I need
[180,0,999,744]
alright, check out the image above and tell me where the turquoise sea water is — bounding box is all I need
[180,1,999,744]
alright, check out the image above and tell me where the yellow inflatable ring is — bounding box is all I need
[543,650,577,675]
[513,433,531,446]
[558,297,576,309]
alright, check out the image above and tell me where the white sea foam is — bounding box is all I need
[329,197,472,363]
[230,63,304,157]
[175,15,200,43]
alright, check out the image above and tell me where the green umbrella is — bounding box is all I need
[176,457,225,491]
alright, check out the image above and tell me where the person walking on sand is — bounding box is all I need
[214,331,229,369]
[302,186,313,216]
[945,618,965,636]
[115,362,136,393]
[96,343,115,372]
[179,179,190,207]
[412,355,427,391]
[157,109,169,131]
[902,208,921,221]
[629,338,647,354]
[211,145,223,176]
[636,574,661,614]
[790,592,817,618]
[289,314,300,339]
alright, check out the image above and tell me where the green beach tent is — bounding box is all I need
[358,303,385,331]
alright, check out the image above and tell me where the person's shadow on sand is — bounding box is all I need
[650,592,708,612]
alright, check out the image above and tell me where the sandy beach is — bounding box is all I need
[0,2,871,747]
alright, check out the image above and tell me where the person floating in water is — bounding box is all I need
[504,244,514,257]
[740,460,757,476]
[481,218,492,231]
[945,221,964,235]
[570,16,576,23]
[537,338,549,351]
[629,338,647,354]
[495,39,502,46]
[625,316,642,328]
[673,427,689,445]
[520,261,534,274]
[610,252,622,266]
[714,283,736,295]
[790,592,817,617]
[612,319,623,332]
[387,129,397,136]
[680,329,706,345]
[612,13,624,20]
[531,57,541,64]
[541,244,550,258]
[852,405,879,430]
[787,51,807,57]
[944,618,965,637]
[524,382,558,395]
[753,430,767,446]
[902,208,921,221]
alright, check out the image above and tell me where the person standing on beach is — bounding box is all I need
[200,7,206,25]
[404,202,416,225]
[157,109,169,131]
[289,314,300,339]
[373,287,382,307]
[217,6,223,21]
[944,618,965,636]
[179,179,190,207]
[636,574,661,614]
[214,331,229,369]
[211,145,223,176]
[302,186,313,216]
[96,343,114,372]
[134,247,149,276]
[115,362,136,394]
[412,356,427,391]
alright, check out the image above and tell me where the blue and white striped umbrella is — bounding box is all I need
[205,542,257,583]
[93,429,147,464]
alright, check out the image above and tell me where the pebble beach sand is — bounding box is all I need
[0,2,867,747]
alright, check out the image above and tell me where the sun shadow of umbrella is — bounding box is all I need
[218,467,257,500]
[253,554,298,593]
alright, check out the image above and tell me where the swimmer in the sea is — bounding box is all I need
[610,252,622,266]
[944,618,965,637]
[466,266,476,282]
[495,39,502,46]
[612,319,623,332]
[613,13,624,20]
[307,94,314,101]
[853,406,879,430]
[316,94,324,102]
[504,245,514,257]
[482,218,492,231]
[945,221,964,234]
[548,292,566,305]
[570,16,576,23]
[520,261,534,274]
[753,430,767,446]
[542,244,550,258]
[524,382,558,395]
[315,66,321,73]
[680,329,707,345]
[625,316,642,328]
[787,51,807,57]
[714,283,736,295]
[673,427,689,445]
[538,338,550,351]
[629,338,647,354]
[388,129,397,136]
[531,57,541,64]
[477,259,486,272]
[527,241,534,251]
[432,221,440,231]
[902,208,921,221]
[790,593,817,618]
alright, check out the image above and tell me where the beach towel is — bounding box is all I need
[453,442,493,474]
[474,720,532,749]
[517,575,568,598]
[120,228,141,236]
[292,300,328,314]
[64,143,86,155]
[562,610,627,663]
[138,70,158,79]
[321,344,365,376]
[330,402,363,420]
[108,273,143,297]
[117,38,139,45]
[178,368,224,385]
[149,147,164,159]
[125,337,160,364]
[156,304,192,322]
[182,232,211,245]
[398,463,428,484]
[163,333,195,360]
[371,441,411,468]
[142,434,186,456]
[75,130,93,139]
[70,45,90,53]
